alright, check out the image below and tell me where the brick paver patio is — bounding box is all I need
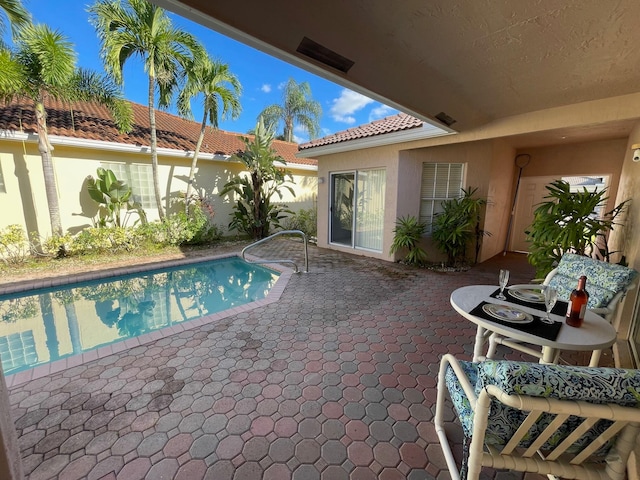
[6,239,599,479]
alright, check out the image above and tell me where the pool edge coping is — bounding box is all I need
[3,252,295,388]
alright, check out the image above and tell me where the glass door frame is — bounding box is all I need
[329,171,356,248]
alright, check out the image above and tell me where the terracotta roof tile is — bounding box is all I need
[299,112,424,150]
[0,98,317,167]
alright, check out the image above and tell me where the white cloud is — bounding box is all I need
[329,89,375,124]
[261,84,272,93]
[293,133,307,144]
[368,104,398,122]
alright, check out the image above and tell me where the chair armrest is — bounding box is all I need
[542,267,558,286]
[439,354,478,409]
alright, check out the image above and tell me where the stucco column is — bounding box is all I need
[0,365,23,480]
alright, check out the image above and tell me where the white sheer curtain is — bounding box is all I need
[355,169,386,251]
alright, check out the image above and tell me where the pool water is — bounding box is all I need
[0,257,279,375]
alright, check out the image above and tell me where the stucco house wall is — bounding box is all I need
[0,138,317,240]
[316,137,517,264]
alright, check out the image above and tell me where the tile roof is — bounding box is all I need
[0,98,317,167]
[299,112,424,150]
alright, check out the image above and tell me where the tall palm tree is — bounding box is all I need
[259,78,322,143]
[90,0,203,221]
[0,0,30,37]
[177,54,242,212]
[0,24,133,238]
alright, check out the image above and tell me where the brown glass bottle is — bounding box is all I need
[565,276,589,327]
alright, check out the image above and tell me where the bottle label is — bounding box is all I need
[579,304,587,319]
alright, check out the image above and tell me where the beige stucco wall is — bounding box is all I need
[517,138,626,212]
[0,139,317,240]
[317,138,516,263]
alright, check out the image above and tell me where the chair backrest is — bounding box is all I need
[475,360,640,451]
[543,253,637,310]
[444,357,640,480]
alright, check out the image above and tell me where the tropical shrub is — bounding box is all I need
[431,187,489,266]
[87,167,146,227]
[0,224,30,264]
[220,118,295,239]
[526,179,629,278]
[390,216,428,266]
[41,233,73,257]
[284,207,317,240]
[69,227,140,254]
[138,198,222,247]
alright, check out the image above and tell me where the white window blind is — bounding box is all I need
[419,163,464,234]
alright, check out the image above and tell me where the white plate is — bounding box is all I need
[508,286,545,303]
[482,304,534,324]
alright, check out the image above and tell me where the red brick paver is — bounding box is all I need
[5,242,575,480]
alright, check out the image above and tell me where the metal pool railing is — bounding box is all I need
[241,230,309,273]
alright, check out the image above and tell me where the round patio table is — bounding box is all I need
[450,285,617,366]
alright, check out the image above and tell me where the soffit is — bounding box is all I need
[156,0,640,134]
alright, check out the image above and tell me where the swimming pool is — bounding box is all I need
[0,256,282,378]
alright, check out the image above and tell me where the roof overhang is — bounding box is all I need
[297,124,454,157]
[0,130,318,171]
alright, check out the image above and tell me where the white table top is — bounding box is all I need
[450,285,617,352]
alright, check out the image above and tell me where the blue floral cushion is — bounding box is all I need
[445,360,478,437]
[547,253,637,309]
[445,359,640,452]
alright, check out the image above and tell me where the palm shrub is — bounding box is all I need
[390,216,427,266]
[432,187,488,266]
[220,118,295,240]
[526,179,629,278]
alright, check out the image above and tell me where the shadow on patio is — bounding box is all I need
[8,239,594,480]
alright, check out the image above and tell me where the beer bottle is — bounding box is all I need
[565,276,589,327]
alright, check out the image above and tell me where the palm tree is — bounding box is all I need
[220,117,295,239]
[259,78,322,143]
[0,24,133,238]
[177,54,242,212]
[89,0,203,221]
[0,0,30,37]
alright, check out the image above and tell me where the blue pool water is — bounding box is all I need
[0,257,279,375]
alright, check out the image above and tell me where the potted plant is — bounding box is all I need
[525,179,629,278]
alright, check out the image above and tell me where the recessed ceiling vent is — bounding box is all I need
[435,112,456,127]
[297,36,354,74]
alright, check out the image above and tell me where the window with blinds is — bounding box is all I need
[101,162,155,209]
[419,163,464,234]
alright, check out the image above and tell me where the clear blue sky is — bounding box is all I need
[13,0,399,143]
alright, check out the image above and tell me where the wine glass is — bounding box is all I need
[542,286,558,324]
[497,269,510,300]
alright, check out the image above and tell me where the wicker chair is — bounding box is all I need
[488,253,638,365]
[435,354,640,480]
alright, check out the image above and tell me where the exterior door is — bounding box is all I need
[509,176,557,252]
[330,172,355,246]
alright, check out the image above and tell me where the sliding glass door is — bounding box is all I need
[330,169,386,252]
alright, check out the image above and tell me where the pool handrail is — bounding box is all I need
[241,230,309,273]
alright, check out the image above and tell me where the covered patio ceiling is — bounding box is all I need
[154,0,640,146]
